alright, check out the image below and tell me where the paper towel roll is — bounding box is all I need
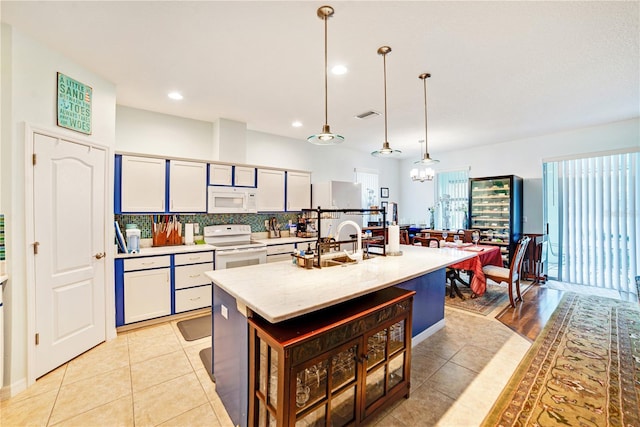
[185,223,195,245]
[388,225,400,253]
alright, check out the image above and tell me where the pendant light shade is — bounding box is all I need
[307,5,344,145]
[416,73,439,165]
[371,46,402,157]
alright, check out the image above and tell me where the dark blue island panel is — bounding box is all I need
[213,284,249,427]
[396,268,446,339]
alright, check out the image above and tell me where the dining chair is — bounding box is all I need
[482,236,531,307]
[400,229,410,245]
[413,237,440,248]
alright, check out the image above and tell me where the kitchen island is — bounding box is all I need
[205,244,473,426]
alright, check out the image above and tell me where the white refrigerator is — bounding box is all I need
[312,181,363,240]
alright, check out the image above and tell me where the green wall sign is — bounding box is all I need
[57,72,92,135]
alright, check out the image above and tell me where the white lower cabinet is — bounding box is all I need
[117,251,214,326]
[174,254,213,313]
[124,266,171,324]
[176,286,211,313]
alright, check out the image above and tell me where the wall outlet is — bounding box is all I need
[523,216,528,223]
[221,304,228,320]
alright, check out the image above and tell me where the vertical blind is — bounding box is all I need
[435,169,469,230]
[545,151,639,295]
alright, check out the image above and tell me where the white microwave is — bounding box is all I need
[207,186,257,214]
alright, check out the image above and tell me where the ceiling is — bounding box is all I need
[2,1,638,159]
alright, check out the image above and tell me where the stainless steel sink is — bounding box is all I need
[319,255,358,268]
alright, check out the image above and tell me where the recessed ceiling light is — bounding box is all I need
[331,65,348,75]
[292,121,303,127]
[168,91,183,100]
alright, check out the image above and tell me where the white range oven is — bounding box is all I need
[204,224,267,269]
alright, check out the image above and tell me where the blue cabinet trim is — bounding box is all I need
[114,155,122,214]
[114,258,125,326]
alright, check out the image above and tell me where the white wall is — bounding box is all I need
[116,105,213,159]
[114,109,403,207]
[399,118,640,233]
[0,24,116,394]
[245,130,401,196]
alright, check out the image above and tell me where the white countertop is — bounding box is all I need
[115,244,216,258]
[252,236,317,245]
[205,245,474,323]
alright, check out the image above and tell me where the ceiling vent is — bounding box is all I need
[354,110,381,119]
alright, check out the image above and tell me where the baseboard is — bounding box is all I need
[0,377,27,401]
[412,318,445,347]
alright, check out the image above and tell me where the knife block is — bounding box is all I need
[152,228,182,246]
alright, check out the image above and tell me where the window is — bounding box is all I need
[435,169,469,230]
[543,150,639,297]
[355,169,379,227]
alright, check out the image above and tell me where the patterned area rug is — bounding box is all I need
[482,292,640,426]
[444,281,532,316]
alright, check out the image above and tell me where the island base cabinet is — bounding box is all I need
[248,287,415,426]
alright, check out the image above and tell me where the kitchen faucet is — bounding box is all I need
[335,220,363,262]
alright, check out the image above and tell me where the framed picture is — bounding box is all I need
[380,187,389,198]
[381,201,388,212]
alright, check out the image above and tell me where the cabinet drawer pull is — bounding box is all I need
[189,273,201,278]
[141,262,155,266]
[189,297,201,301]
[189,257,201,261]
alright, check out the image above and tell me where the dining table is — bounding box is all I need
[445,244,503,296]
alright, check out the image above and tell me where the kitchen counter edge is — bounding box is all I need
[115,244,216,258]
[205,245,474,324]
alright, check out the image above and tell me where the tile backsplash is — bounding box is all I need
[115,212,300,240]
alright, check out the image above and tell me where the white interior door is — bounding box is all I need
[33,132,106,378]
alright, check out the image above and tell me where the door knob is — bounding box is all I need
[94,252,106,259]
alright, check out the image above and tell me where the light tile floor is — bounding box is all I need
[0,308,531,426]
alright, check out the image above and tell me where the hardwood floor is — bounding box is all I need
[495,284,565,341]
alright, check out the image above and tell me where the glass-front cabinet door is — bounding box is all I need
[363,318,408,416]
[469,175,523,265]
[292,339,360,427]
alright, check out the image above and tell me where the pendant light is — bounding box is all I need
[371,46,402,157]
[410,73,439,181]
[307,5,344,145]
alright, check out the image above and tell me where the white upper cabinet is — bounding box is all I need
[234,166,256,187]
[209,163,233,186]
[169,160,207,212]
[209,163,256,187]
[286,171,311,211]
[121,155,166,212]
[257,169,285,212]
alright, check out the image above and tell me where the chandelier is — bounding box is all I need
[410,140,435,182]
